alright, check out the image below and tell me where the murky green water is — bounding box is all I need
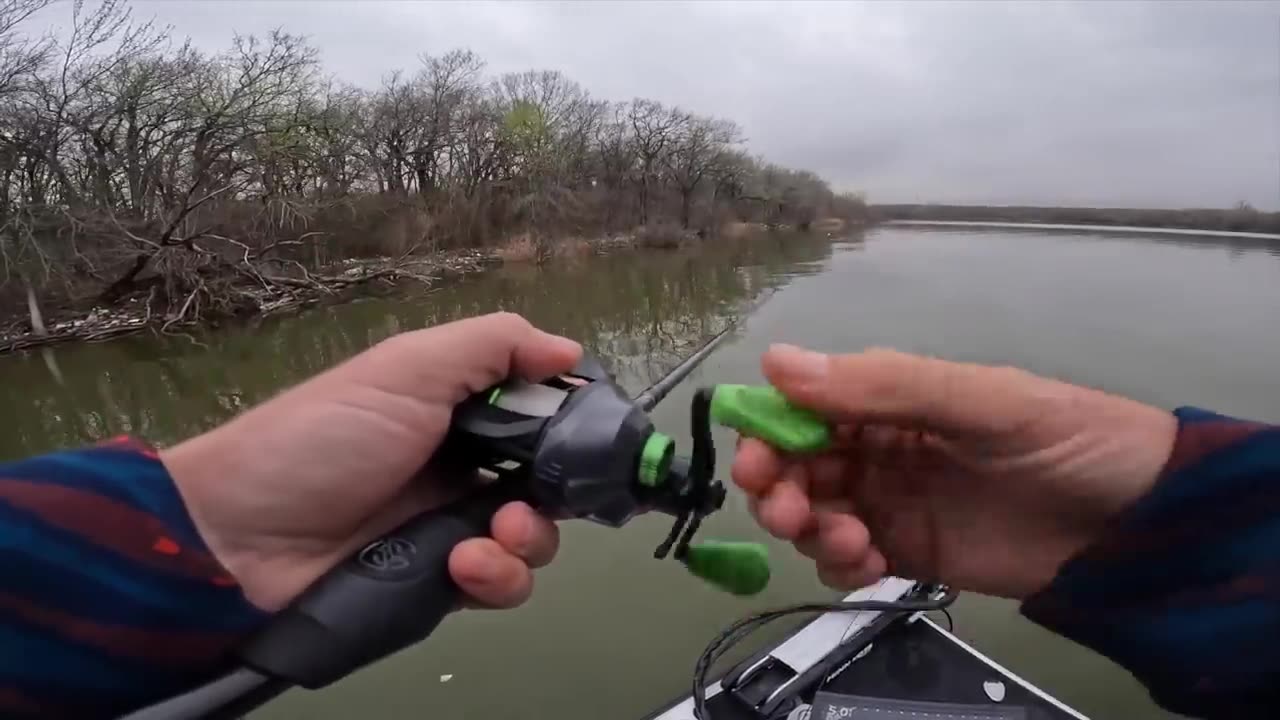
[4,226,1279,719]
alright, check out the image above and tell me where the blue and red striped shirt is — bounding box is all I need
[1024,408,1280,718]
[0,409,1277,718]
[0,438,265,718]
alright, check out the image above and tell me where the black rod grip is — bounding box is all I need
[239,481,522,688]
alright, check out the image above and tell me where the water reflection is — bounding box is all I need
[0,231,840,460]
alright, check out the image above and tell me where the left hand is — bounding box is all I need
[161,312,582,611]
[732,345,1176,599]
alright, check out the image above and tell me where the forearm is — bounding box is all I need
[0,438,267,718]
[1022,408,1280,718]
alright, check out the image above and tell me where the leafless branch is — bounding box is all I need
[0,2,882,353]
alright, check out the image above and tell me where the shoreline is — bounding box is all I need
[0,221,849,356]
[0,231,657,356]
[0,249,500,355]
[882,219,1280,241]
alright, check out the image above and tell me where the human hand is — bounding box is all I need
[161,313,581,611]
[733,346,1177,599]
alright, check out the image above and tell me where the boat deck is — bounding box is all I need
[649,584,1086,720]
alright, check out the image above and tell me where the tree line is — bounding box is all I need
[874,203,1280,235]
[0,0,865,325]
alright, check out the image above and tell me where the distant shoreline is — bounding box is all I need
[883,219,1280,241]
[871,203,1280,236]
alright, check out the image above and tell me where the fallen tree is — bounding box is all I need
[2,245,498,353]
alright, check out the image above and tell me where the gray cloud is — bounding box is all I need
[98,1,1280,208]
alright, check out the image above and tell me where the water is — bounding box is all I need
[4,226,1280,718]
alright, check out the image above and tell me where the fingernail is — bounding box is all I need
[769,344,829,385]
[541,331,582,357]
[513,508,536,554]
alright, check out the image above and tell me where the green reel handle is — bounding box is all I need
[664,384,831,598]
[709,384,832,453]
[683,540,771,596]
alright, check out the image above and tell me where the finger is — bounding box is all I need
[449,538,534,609]
[794,527,821,559]
[731,437,786,495]
[795,511,870,561]
[858,424,901,469]
[815,511,872,562]
[762,344,1035,436]
[807,453,851,502]
[754,467,812,540]
[491,501,559,569]
[832,423,863,447]
[817,549,888,591]
[373,312,583,404]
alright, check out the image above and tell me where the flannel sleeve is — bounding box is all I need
[1022,407,1280,719]
[0,437,268,719]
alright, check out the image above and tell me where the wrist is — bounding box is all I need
[1097,398,1179,515]
[160,429,282,611]
[1015,395,1178,599]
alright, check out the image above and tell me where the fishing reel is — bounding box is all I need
[446,355,740,580]
[444,353,833,593]
[229,353,781,694]
[124,342,835,719]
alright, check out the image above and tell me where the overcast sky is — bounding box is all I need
[54,1,1280,209]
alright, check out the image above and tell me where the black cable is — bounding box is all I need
[691,590,958,720]
[812,582,882,698]
[938,607,955,633]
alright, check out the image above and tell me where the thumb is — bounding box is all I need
[351,312,583,405]
[762,345,1036,436]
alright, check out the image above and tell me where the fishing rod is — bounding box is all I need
[124,322,838,720]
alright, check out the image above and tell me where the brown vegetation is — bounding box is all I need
[812,217,847,234]
[635,222,694,249]
[873,203,1280,234]
[495,234,538,263]
[0,0,867,347]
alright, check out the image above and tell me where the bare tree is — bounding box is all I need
[665,113,739,229]
[593,103,635,229]
[0,0,52,98]
[626,98,679,226]
[0,0,868,341]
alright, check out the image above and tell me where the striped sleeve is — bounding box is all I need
[1022,407,1280,719]
[0,438,268,719]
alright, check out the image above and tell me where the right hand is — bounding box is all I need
[164,313,579,612]
[732,345,1178,599]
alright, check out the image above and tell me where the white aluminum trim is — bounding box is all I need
[761,578,915,707]
[770,577,915,670]
[652,578,915,720]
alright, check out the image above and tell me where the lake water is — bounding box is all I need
[4,225,1279,719]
